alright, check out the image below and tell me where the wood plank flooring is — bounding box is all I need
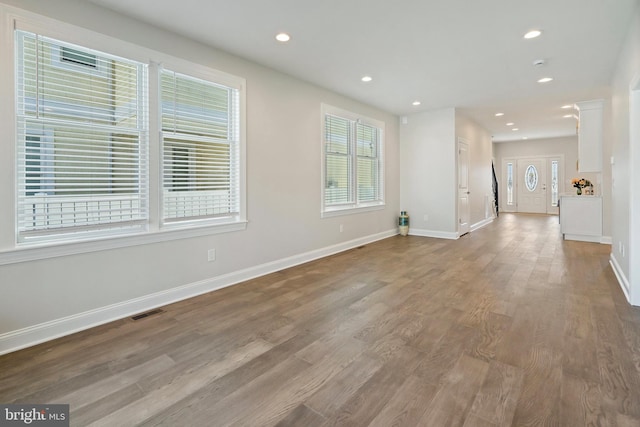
[2,213,640,426]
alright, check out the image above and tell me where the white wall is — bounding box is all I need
[399,108,457,238]
[455,113,493,228]
[610,2,640,304]
[0,0,400,352]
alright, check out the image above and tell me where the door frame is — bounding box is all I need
[457,138,470,236]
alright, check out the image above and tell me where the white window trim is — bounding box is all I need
[320,104,385,218]
[0,5,247,264]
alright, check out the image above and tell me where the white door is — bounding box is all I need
[517,158,547,213]
[458,140,470,235]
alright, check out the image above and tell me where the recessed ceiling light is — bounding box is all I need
[412,101,421,106]
[512,128,519,131]
[506,122,514,126]
[563,114,574,118]
[495,112,504,117]
[524,30,542,39]
[561,104,573,109]
[361,76,373,82]
[522,137,528,140]
[537,77,553,83]
[275,32,291,42]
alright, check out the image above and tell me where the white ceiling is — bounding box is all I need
[87,0,638,142]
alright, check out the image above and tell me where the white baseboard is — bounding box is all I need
[408,228,458,240]
[563,234,602,243]
[0,229,397,355]
[610,253,632,304]
[408,220,491,240]
[470,217,493,232]
[601,235,613,244]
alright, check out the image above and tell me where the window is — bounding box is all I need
[11,22,246,252]
[160,69,241,225]
[16,30,148,244]
[506,162,514,206]
[322,105,384,215]
[524,164,538,192]
[551,160,559,207]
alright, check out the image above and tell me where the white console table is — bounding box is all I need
[560,195,602,243]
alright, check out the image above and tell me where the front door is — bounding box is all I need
[517,158,547,213]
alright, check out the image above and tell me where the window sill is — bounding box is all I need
[321,203,385,218]
[0,220,248,266]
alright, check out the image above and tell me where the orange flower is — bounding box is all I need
[572,177,593,188]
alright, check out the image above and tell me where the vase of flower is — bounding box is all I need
[571,177,591,196]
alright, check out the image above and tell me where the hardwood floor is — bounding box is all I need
[2,213,640,426]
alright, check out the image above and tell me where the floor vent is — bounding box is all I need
[131,309,164,321]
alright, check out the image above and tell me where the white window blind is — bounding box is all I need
[356,122,381,203]
[323,108,384,213]
[161,69,240,223]
[15,30,148,243]
[325,114,352,205]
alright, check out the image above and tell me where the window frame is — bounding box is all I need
[0,8,247,264]
[321,104,385,218]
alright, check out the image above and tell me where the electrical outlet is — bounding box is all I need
[339,224,344,233]
[207,248,216,262]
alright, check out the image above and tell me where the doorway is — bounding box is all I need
[458,139,470,235]
[502,155,563,214]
